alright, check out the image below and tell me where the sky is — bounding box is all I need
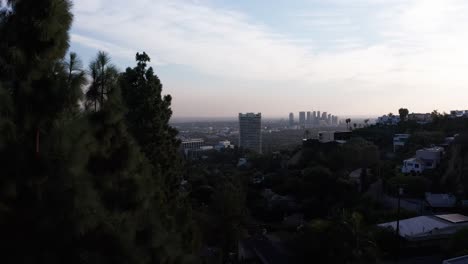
[70,0,468,119]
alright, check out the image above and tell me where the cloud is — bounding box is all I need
[72,0,315,81]
[71,0,468,116]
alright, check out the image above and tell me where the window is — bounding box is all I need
[415,164,419,168]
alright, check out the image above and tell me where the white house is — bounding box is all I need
[402,158,425,174]
[402,147,444,174]
[415,147,444,169]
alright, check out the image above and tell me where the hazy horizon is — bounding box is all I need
[70,0,468,118]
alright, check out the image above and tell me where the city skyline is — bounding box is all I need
[70,0,468,118]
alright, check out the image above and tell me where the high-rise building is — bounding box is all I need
[317,111,321,120]
[312,111,316,119]
[327,114,332,125]
[239,113,262,153]
[332,115,339,125]
[289,112,294,127]
[322,112,327,120]
[306,111,311,126]
[299,111,306,127]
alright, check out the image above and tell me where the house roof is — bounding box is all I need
[425,193,457,208]
[378,214,468,241]
[443,255,468,264]
[404,157,424,164]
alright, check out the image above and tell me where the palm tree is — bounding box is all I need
[346,118,351,130]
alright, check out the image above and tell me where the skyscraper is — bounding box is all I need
[299,111,306,127]
[306,111,311,126]
[289,112,294,127]
[322,112,327,120]
[317,111,321,120]
[239,113,262,153]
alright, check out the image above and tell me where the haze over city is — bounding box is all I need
[70,0,468,118]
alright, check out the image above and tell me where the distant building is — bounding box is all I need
[327,114,332,125]
[321,111,327,120]
[317,111,321,121]
[288,112,294,127]
[306,111,311,126]
[393,134,410,152]
[215,140,234,151]
[408,113,433,124]
[330,115,338,125]
[450,110,468,118]
[299,111,306,127]
[181,138,215,159]
[239,113,262,153]
[376,114,400,125]
[181,138,204,156]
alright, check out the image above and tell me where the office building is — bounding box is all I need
[317,111,321,121]
[327,114,332,125]
[239,113,262,153]
[306,111,311,126]
[321,112,327,120]
[299,111,306,127]
[289,112,294,127]
[181,138,205,158]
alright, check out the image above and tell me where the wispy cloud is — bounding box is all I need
[71,0,468,116]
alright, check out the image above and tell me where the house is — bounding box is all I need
[402,157,425,174]
[402,147,444,174]
[425,192,456,211]
[378,214,468,242]
[408,113,433,124]
[376,115,400,125]
[415,147,444,169]
[393,134,410,152]
[214,140,234,151]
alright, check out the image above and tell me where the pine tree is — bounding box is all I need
[120,52,199,260]
[120,52,182,195]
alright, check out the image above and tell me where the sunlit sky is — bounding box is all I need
[70,0,468,119]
